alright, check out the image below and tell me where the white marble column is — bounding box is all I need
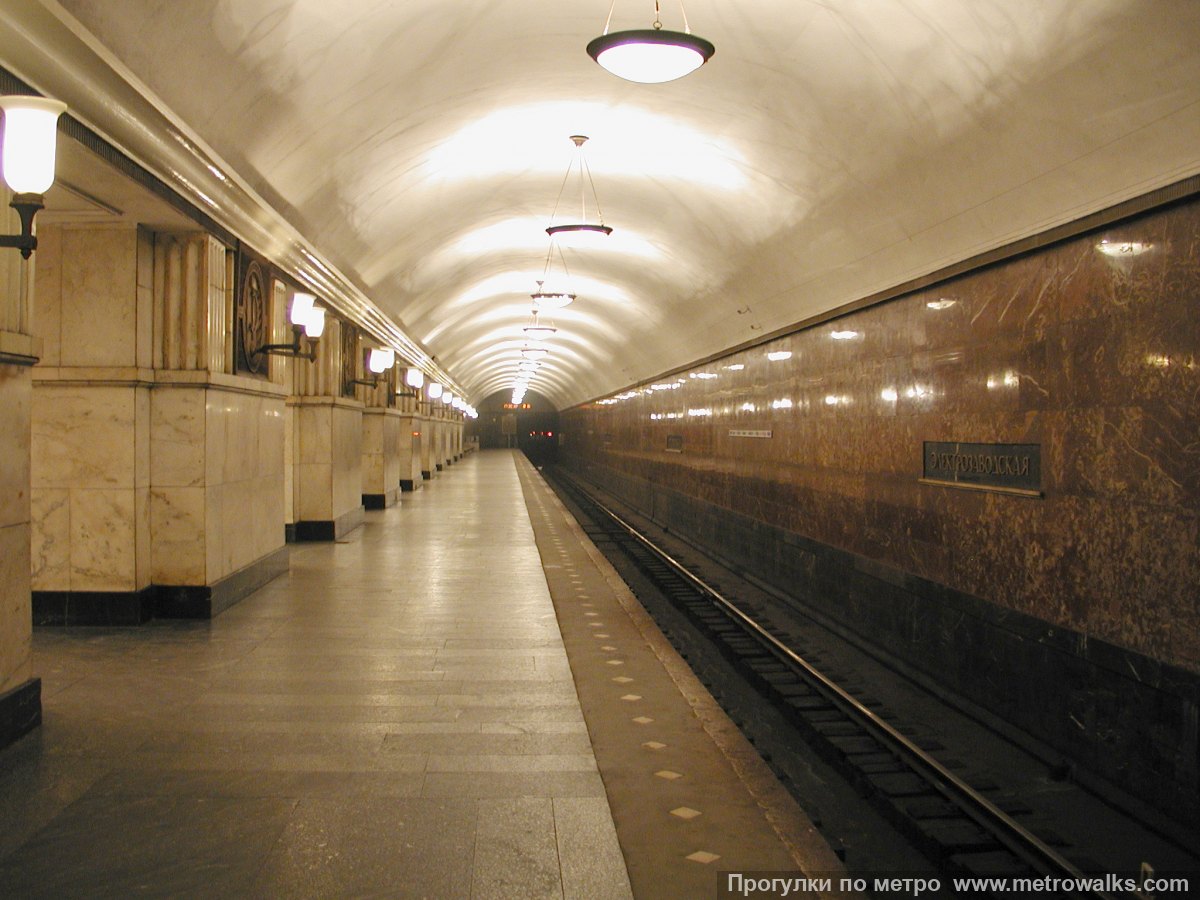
[418,407,436,480]
[289,318,364,540]
[0,190,41,746]
[30,226,287,621]
[391,391,423,491]
[360,373,403,509]
[30,224,153,623]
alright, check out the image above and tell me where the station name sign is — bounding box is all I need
[921,441,1041,497]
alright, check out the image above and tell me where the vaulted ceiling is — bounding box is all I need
[5,1,1199,408]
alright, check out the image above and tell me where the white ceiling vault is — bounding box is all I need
[4,1,1200,408]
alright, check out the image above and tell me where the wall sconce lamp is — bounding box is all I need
[0,96,67,259]
[396,366,425,398]
[353,347,395,387]
[427,381,443,401]
[255,292,326,360]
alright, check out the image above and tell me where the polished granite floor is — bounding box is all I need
[0,452,632,898]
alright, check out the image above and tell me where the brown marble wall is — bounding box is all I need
[565,197,1199,674]
[561,197,1199,817]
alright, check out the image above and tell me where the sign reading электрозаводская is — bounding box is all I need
[921,441,1041,497]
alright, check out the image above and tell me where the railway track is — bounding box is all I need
[545,467,1123,898]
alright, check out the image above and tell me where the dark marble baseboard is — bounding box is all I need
[400,479,419,492]
[31,549,291,624]
[435,463,443,472]
[32,587,156,626]
[290,505,365,542]
[155,546,290,619]
[570,462,1200,825]
[0,678,41,750]
[421,470,432,480]
[362,488,399,510]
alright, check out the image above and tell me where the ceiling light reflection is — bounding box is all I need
[425,103,747,191]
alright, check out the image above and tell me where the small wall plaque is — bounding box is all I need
[729,429,773,439]
[666,434,684,453]
[921,441,1042,497]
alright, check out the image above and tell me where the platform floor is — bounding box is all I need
[0,450,841,898]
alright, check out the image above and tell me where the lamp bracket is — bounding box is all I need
[0,193,45,259]
[254,324,318,361]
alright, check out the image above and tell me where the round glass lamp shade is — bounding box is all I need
[367,348,395,373]
[0,96,67,194]
[586,29,714,84]
[289,292,315,326]
[427,382,443,400]
[531,290,576,310]
[521,347,550,360]
[405,367,425,389]
[302,307,326,338]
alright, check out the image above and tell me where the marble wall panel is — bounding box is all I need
[197,387,286,582]
[383,413,403,489]
[59,226,139,368]
[283,403,294,524]
[204,483,222,582]
[31,385,136,490]
[0,365,31,530]
[134,385,150,490]
[562,197,1200,674]
[297,463,333,521]
[361,410,383,493]
[360,410,402,495]
[136,228,153,370]
[215,392,251,484]
[135,486,150,589]
[29,488,68,589]
[258,397,285,480]
[0,522,31,693]
[424,420,436,470]
[331,404,363,518]
[253,472,285,561]
[298,403,332,465]
[219,480,261,576]
[31,225,61,367]
[395,415,422,487]
[0,356,32,695]
[68,488,137,592]
[150,486,205,584]
[151,388,205,487]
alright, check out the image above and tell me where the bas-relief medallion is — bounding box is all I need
[341,323,359,398]
[234,252,270,378]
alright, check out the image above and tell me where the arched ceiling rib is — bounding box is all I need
[8,0,1200,409]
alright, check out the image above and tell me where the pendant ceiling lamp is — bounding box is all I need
[546,135,611,242]
[523,309,558,340]
[530,268,575,311]
[587,1,714,84]
[521,345,550,361]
